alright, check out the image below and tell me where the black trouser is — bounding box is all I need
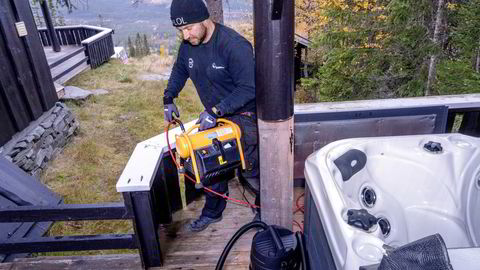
[201,114,260,219]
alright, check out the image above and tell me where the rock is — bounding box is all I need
[41,114,57,129]
[53,110,67,130]
[54,120,67,133]
[15,158,27,167]
[53,105,63,114]
[24,135,36,143]
[64,112,75,124]
[55,102,66,108]
[25,149,35,159]
[55,136,66,148]
[92,89,109,96]
[5,156,13,162]
[52,131,62,139]
[42,135,54,148]
[21,159,35,171]
[8,147,21,156]
[30,126,45,140]
[14,141,28,149]
[61,86,93,101]
[67,125,77,137]
[45,146,53,161]
[35,149,48,167]
[14,148,31,162]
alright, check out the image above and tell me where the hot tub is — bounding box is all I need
[303,134,480,269]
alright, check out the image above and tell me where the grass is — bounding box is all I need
[39,55,204,256]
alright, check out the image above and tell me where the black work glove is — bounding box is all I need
[163,96,179,123]
[196,111,217,131]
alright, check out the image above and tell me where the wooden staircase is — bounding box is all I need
[44,45,90,88]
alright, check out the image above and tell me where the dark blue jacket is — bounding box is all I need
[164,23,256,116]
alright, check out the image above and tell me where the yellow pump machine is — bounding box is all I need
[175,119,246,188]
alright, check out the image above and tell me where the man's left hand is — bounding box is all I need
[197,111,217,131]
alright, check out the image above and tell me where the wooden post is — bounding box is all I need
[123,192,163,268]
[40,0,61,52]
[254,0,295,229]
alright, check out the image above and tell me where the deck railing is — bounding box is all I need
[38,25,115,69]
[0,161,174,269]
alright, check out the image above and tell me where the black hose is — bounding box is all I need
[296,231,309,270]
[172,118,185,132]
[215,221,268,270]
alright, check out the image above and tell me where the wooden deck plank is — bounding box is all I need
[43,45,82,67]
[0,254,142,270]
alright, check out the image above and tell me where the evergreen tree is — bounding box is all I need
[454,0,480,72]
[434,0,480,94]
[298,0,442,100]
[31,4,44,27]
[135,33,143,57]
[128,36,136,58]
[143,34,150,56]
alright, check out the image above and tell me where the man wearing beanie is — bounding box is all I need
[164,0,260,232]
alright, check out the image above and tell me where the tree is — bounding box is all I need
[31,4,44,27]
[135,33,143,57]
[426,0,446,96]
[32,0,67,26]
[97,14,105,27]
[297,0,447,101]
[143,34,150,56]
[128,36,136,58]
[206,0,224,24]
[453,0,480,73]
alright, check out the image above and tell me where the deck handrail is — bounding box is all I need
[38,25,115,69]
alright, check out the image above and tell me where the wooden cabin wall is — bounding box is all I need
[0,0,58,146]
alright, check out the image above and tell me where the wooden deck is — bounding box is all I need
[44,45,89,85]
[0,179,305,269]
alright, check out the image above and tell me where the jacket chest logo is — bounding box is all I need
[212,63,225,69]
[189,58,194,69]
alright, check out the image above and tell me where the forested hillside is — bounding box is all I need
[296,0,480,102]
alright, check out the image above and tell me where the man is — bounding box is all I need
[163,0,260,232]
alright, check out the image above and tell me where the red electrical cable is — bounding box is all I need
[294,192,305,214]
[293,220,304,232]
[165,121,260,209]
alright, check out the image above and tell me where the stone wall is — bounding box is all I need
[1,102,78,177]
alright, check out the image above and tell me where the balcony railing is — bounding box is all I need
[39,25,115,69]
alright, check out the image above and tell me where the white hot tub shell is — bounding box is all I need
[304,133,480,269]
